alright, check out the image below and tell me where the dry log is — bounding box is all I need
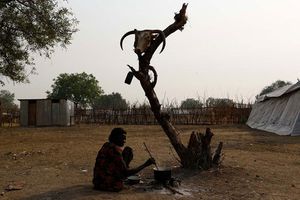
[183,128,215,169]
[122,3,223,169]
[212,142,223,165]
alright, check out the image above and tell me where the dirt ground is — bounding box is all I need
[0,124,299,200]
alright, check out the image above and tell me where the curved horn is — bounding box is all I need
[120,29,136,50]
[152,30,166,53]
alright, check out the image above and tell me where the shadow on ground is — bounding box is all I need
[20,185,118,200]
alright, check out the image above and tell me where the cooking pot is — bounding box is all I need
[124,72,134,85]
[153,167,172,183]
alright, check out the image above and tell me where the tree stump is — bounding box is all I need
[184,128,222,169]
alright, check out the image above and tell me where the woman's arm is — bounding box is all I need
[126,158,155,177]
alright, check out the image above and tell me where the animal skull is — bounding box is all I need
[120,29,166,54]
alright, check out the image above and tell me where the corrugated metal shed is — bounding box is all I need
[18,99,74,127]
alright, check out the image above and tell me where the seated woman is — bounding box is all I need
[93,127,155,192]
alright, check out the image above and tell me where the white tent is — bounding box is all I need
[247,82,300,136]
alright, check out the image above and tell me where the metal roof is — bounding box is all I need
[257,81,300,102]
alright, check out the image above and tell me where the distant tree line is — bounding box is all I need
[180,97,235,109]
[1,75,294,119]
[45,72,241,111]
[93,93,128,110]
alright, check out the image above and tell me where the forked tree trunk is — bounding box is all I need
[125,3,222,169]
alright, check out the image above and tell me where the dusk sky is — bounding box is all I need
[3,0,300,105]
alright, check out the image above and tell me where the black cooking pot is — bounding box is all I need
[153,167,172,183]
[124,72,134,85]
